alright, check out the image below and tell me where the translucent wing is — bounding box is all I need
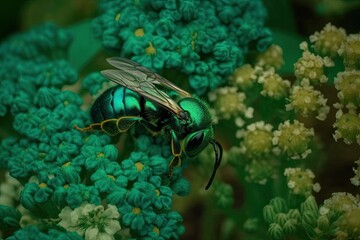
[101,57,191,119]
[106,57,192,98]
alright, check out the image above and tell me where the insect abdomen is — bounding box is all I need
[91,86,159,123]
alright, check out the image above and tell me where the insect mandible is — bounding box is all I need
[75,57,222,190]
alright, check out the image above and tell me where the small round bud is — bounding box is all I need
[294,42,334,84]
[286,79,329,120]
[350,158,360,186]
[255,44,284,70]
[273,120,314,159]
[283,219,298,234]
[334,70,360,106]
[270,197,288,213]
[240,121,273,157]
[333,107,360,145]
[274,213,288,226]
[310,23,347,57]
[317,215,330,231]
[338,34,360,70]
[302,196,319,213]
[228,64,258,89]
[284,168,320,196]
[263,205,276,223]
[268,223,284,240]
[208,87,253,122]
[258,68,290,99]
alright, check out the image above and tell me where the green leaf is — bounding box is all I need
[67,20,102,71]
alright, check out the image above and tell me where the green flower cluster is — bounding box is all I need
[0,23,189,239]
[93,0,272,95]
[264,196,340,240]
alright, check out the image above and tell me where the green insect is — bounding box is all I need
[75,57,222,190]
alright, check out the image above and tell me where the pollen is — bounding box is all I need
[145,42,156,55]
[132,207,141,215]
[39,183,47,188]
[96,152,105,158]
[135,162,144,172]
[63,184,69,189]
[134,28,144,37]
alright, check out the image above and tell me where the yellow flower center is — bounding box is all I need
[135,162,144,172]
[153,226,160,235]
[39,183,47,188]
[63,184,69,189]
[63,161,71,167]
[107,174,115,181]
[134,28,144,37]
[154,189,161,196]
[97,152,105,158]
[115,13,121,22]
[132,207,141,214]
[146,42,156,55]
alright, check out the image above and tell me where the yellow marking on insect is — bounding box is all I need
[135,162,144,172]
[153,226,160,235]
[132,207,141,214]
[39,183,47,188]
[134,28,144,37]
[115,13,121,22]
[107,174,115,181]
[146,42,156,55]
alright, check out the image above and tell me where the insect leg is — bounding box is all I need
[74,123,102,132]
[103,116,141,136]
[169,130,182,177]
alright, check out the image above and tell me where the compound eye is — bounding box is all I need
[186,131,204,154]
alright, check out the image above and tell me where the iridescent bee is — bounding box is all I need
[75,57,222,190]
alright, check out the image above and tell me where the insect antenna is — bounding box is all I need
[205,140,223,190]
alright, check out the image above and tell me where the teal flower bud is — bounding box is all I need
[34,87,58,109]
[213,41,233,62]
[180,0,197,21]
[0,205,21,231]
[171,177,190,196]
[268,223,284,240]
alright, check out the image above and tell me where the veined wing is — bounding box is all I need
[106,57,192,98]
[101,58,189,119]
